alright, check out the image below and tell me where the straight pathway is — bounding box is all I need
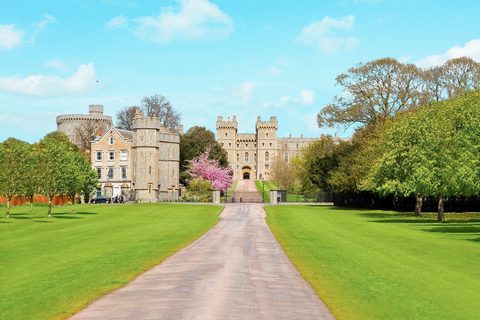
[70,201,335,319]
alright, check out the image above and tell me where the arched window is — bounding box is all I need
[265,152,269,162]
[237,153,239,163]
[245,152,249,162]
[285,154,288,163]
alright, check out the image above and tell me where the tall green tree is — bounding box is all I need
[180,126,228,184]
[318,58,422,129]
[300,135,352,192]
[0,139,29,218]
[368,91,480,221]
[38,140,69,217]
[64,151,98,213]
[23,145,41,214]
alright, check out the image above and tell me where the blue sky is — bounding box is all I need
[1,0,480,143]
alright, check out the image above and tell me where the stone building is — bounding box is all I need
[87,110,180,202]
[56,105,113,146]
[216,116,319,181]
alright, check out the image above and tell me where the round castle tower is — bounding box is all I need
[56,105,113,144]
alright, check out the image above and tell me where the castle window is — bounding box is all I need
[296,144,299,149]
[96,167,101,179]
[149,184,152,194]
[270,143,272,147]
[265,152,269,162]
[265,164,269,170]
[225,133,228,137]
[222,143,224,147]
[285,154,288,163]
[149,166,152,175]
[245,153,249,162]
[237,144,239,148]
[121,167,127,179]
[108,151,115,161]
[246,144,248,148]
[266,133,269,138]
[237,153,239,163]
[254,154,257,162]
[109,136,114,145]
[107,167,114,180]
[96,151,102,161]
[120,150,127,161]
[229,143,231,148]
[262,143,264,147]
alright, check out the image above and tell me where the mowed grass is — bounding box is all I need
[265,205,480,320]
[254,180,277,203]
[0,203,222,320]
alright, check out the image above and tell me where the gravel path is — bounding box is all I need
[70,199,335,319]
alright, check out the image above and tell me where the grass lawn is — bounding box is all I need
[0,203,222,320]
[254,180,277,203]
[265,205,480,320]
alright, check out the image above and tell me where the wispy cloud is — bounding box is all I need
[263,67,283,77]
[297,15,359,54]
[106,0,234,43]
[268,90,315,108]
[232,82,255,103]
[44,58,69,72]
[0,14,56,50]
[0,63,97,97]
[294,90,315,105]
[0,24,24,50]
[416,38,480,68]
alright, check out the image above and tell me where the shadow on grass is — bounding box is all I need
[424,224,480,234]
[76,211,98,215]
[34,220,54,223]
[53,215,83,219]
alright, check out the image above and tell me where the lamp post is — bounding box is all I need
[262,177,265,203]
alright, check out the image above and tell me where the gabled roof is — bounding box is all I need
[91,126,133,145]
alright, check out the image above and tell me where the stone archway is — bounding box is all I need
[241,166,251,180]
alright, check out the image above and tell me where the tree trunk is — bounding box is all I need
[6,198,10,218]
[71,195,75,214]
[414,193,423,217]
[437,195,445,222]
[28,195,34,214]
[48,197,52,218]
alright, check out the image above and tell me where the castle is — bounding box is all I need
[57,106,180,202]
[216,116,319,181]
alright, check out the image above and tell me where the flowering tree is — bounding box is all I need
[185,149,233,192]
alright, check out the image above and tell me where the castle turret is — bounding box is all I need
[256,116,278,180]
[216,116,238,165]
[132,111,160,202]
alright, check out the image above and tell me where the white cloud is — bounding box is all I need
[270,90,315,108]
[263,67,283,77]
[232,82,255,102]
[416,38,480,68]
[297,15,359,54]
[398,55,412,64]
[294,90,315,105]
[0,25,24,50]
[44,58,69,71]
[0,63,97,97]
[106,0,234,43]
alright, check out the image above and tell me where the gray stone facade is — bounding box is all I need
[216,116,319,181]
[56,105,113,145]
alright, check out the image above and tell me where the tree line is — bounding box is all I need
[270,56,480,221]
[0,132,98,218]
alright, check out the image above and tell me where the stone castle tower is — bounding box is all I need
[132,111,180,202]
[217,116,318,181]
[56,105,113,146]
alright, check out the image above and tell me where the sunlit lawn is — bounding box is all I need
[254,180,277,203]
[0,203,222,320]
[265,205,480,320]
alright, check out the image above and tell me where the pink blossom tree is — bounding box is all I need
[185,149,233,192]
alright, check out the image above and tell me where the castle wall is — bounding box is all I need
[217,115,318,181]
